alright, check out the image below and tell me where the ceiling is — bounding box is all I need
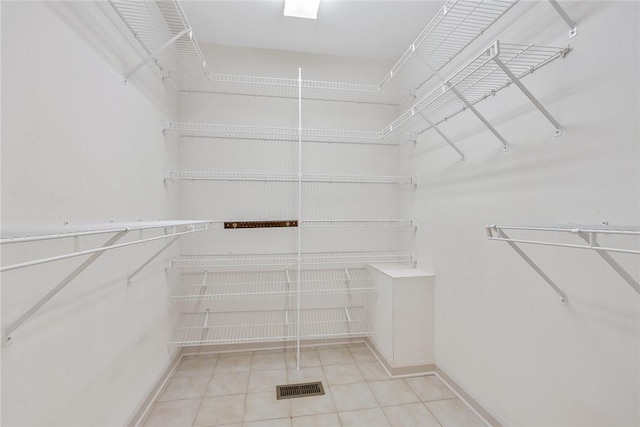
[181,1,443,61]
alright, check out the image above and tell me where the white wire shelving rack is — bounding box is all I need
[163,121,414,146]
[381,41,569,160]
[108,0,209,83]
[1,220,213,344]
[486,225,640,304]
[172,71,409,105]
[172,268,375,301]
[378,0,577,92]
[169,251,417,271]
[380,0,518,91]
[164,171,416,185]
[169,306,372,347]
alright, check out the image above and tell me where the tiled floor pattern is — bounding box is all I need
[143,344,486,427]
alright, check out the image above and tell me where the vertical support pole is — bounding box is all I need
[447,83,509,150]
[548,0,578,38]
[4,231,127,344]
[296,67,303,369]
[492,56,563,136]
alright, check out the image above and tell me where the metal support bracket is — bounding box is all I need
[494,229,568,305]
[548,0,578,39]
[492,49,563,136]
[446,82,509,151]
[4,231,128,345]
[576,232,640,294]
[127,235,182,284]
[418,111,466,161]
[123,28,190,83]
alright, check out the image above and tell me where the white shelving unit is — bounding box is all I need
[164,171,416,185]
[382,41,569,159]
[172,71,408,105]
[170,251,417,270]
[486,225,640,304]
[163,121,414,146]
[1,220,213,343]
[105,0,577,353]
[108,0,209,82]
[172,268,375,301]
[169,306,372,347]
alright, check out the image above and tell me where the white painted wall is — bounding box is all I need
[410,2,639,425]
[1,2,180,425]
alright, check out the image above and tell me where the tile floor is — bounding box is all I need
[142,343,487,427]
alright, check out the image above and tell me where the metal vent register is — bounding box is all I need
[276,382,325,400]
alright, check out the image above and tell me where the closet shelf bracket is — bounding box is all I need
[548,0,578,39]
[1,220,213,344]
[486,224,640,303]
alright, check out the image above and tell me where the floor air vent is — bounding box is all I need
[276,381,325,400]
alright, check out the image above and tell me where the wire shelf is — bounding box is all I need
[171,71,409,105]
[163,121,414,145]
[169,306,373,346]
[170,251,417,270]
[380,0,518,91]
[109,0,209,79]
[172,268,374,301]
[164,171,415,185]
[382,42,568,136]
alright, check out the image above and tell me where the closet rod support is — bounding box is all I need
[495,229,568,305]
[127,235,181,285]
[576,232,640,294]
[446,83,509,151]
[124,28,190,83]
[418,112,465,162]
[4,231,127,345]
[492,51,563,136]
[548,0,578,38]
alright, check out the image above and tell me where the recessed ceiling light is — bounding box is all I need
[284,0,321,20]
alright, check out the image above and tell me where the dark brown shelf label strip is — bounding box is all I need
[224,220,298,229]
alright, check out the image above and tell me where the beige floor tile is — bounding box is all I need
[142,399,201,427]
[286,349,322,368]
[318,347,354,366]
[339,408,391,427]
[214,353,252,374]
[348,345,377,363]
[174,355,218,378]
[426,398,486,427]
[244,391,291,422]
[159,375,210,401]
[358,361,390,381]
[369,379,420,406]
[193,395,245,426]
[251,351,287,371]
[289,391,336,417]
[383,402,441,427]
[405,375,456,402]
[205,372,250,397]
[330,383,378,412]
[248,369,288,393]
[287,367,326,385]
[292,413,341,427]
[323,364,365,385]
[244,417,292,427]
